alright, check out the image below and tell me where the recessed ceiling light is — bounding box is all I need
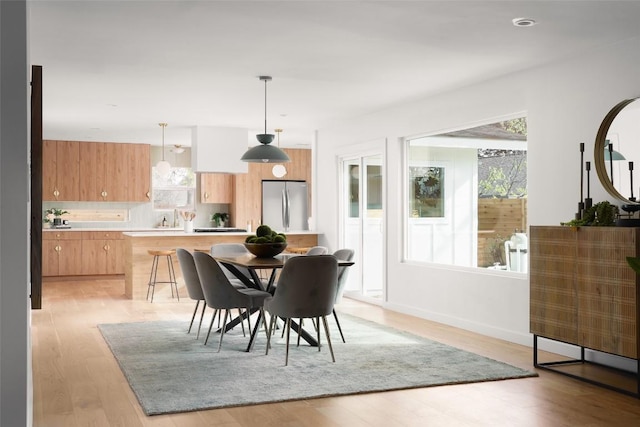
[512,17,537,27]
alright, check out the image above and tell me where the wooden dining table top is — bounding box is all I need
[212,253,354,270]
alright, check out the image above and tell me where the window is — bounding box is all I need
[405,117,527,272]
[152,167,196,211]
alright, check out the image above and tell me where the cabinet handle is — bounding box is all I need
[53,189,59,198]
[204,192,209,200]
[56,233,61,238]
[103,245,109,251]
[55,245,61,252]
[101,190,108,199]
[146,191,150,199]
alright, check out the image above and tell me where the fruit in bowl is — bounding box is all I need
[244,225,287,258]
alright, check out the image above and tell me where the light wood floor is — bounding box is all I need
[32,278,640,427]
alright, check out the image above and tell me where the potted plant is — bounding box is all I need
[44,208,69,227]
[211,212,229,227]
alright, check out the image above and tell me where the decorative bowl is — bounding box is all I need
[244,242,287,258]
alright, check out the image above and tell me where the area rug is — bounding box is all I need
[98,314,537,415]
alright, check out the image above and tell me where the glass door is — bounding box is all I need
[340,153,384,302]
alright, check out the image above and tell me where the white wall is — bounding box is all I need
[316,37,640,348]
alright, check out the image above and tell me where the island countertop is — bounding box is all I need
[123,231,320,299]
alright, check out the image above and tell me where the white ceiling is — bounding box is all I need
[28,1,640,148]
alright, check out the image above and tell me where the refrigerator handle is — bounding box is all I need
[283,189,291,230]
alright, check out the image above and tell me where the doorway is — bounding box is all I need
[340,152,385,302]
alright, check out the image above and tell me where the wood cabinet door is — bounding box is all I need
[43,140,80,201]
[81,239,108,275]
[42,140,58,201]
[79,141,100,201]
[104,142,128,201]
[201,173,234,203]
[127,143,151,202]
[41,240,60,276]
[107,239,124,274]
[58,240,83,276]
[56,141,80,201]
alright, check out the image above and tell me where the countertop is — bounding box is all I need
[122,230,319,237]
[43,227,185,232]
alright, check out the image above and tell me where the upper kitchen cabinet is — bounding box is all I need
[43,140,80,201]
[42,140,151,203]
[191,126,249,173]
[127,143,151,202]
[200,173,234,204]
[80,142,127,201]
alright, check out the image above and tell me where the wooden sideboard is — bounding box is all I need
[530,225,640,396]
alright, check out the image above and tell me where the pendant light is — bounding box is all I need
[156,122,171,176]
[241,76,291,163]
[272,129,288,178]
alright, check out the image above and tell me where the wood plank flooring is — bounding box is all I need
[32,278,640,426]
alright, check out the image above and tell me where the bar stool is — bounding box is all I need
[147,249,179,302]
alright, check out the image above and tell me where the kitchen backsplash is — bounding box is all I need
[42,200,229,229]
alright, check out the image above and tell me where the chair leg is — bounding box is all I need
[188,300,200,333]
[316,316,321,351]
[204,309,218,345]
[238,308,246,336]
[196,302,207,339]
[218,310,230,353]
[297,318,303,347]
[285,318,291,366]
[261,309,270,342]
[322,316,336,362]
[266,313,276,355]
[333,309,346,343]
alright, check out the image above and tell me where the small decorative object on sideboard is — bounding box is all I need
[244,224,287,258]
[561,200,618,227]
[211,212,229,227]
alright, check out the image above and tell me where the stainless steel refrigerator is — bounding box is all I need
[261,180,308,231]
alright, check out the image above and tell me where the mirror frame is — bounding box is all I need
[594,97,640,204]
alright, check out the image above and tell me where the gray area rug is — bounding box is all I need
[98,313,537,415]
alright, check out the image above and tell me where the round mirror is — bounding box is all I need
[594,97,640,204]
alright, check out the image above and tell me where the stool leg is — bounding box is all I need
[168,254,179,301]
[148,255,159,303]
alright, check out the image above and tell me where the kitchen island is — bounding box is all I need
[122,230,319,299]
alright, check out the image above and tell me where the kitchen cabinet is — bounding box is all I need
[81,231,124,275]
[200,173,234,203]
[43,140,80,201]
[232,148,311,228]
[42,231,83,276]
[127,143,151,202]
[80,142,129,201]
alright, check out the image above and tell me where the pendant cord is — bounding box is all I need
[264,79,268,134]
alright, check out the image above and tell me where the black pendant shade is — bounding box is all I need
[241,76,291,163]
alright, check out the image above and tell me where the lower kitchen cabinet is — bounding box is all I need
[42,231,83,276]
[81,231,124,275]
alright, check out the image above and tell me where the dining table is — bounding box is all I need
[212,252,354,352]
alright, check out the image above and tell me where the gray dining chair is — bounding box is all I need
[264,255,339,366]
[193,251,271,352]
[305,246,328,255]
[332,248,355,343]
[176,248,208,339]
